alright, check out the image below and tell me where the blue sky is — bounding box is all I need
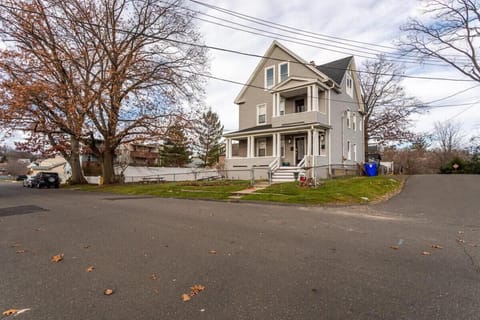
[193,0,480,142]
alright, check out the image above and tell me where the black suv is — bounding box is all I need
[33,172,60,188]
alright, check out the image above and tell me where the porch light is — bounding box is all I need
[287,137,292,144]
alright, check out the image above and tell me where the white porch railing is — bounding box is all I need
[268,157,280,185]
[297,156,306,168]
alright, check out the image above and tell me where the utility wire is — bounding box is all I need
[0,2,476,83]
[189,0,471,64]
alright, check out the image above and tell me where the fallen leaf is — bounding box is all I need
[83,245,91,249]
[2,309,17,316]
[208,250,217,255]
[51,254,64,263]
[431,244,443,249]
[390,246,400,250]
[10,243,21,248]
[16,249,28,254]
[86,266,95,272]
[421,251,431,255]
[181,293,191,302]
[190,284,205,296]
[456,239,465,244]
[150,274,158,280]
[104,289,114,295]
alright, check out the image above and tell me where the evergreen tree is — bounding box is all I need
[159,123,191,167]
[195,110,224,167]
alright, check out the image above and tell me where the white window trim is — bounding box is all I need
[346,109,351,128]
[256,137,267,157]
[319,132,327,157]
[278,62,289,83]
[279,97,285,116]
[256,103,266,125]
[347,140,351,160]
[265,66,275,89]
[359,116,363,131]
[346,72,353,98]
[353,113,357,131]
[353,144,357,161]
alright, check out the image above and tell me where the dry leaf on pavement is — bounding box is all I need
[181,294,191,302]
[2,309,17,316]
[390,246,399,250]
[104,289,114,295]
[16,249,28,254]
[431,244,443,249]
[208,250,217,254]
[421,251,431,255]
[51,254,64,263]
[150,274,158,280]
[456,239,465,244]
[86,266,95,272]
[190,284,206,296]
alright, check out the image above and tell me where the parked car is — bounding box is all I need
[16,175,28,181]
[32,172,60,188]
[23,176,35,187]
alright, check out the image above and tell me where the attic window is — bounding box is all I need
[346,72,353,97]
[279,62,289,82]
[265,66,274,89]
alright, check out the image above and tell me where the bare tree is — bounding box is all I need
[359,55,423,155]
[400,0,480,82]
[0,0,207,184]
[432,121,465,165]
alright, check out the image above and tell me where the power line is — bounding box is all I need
[189,0,472,64]
[0,2,476,83]
[181,68,480,109]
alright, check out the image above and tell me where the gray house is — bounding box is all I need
[224,41,365,182]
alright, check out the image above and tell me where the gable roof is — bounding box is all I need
[234,41,333,104]
[316,56,353,85]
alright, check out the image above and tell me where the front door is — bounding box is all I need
[295,137,305,165]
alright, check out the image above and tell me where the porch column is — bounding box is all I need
[307,86,312,111]
[226,139,232,158]
[272,93,277,117]
[312,130,319,156]
[250,136,256,158]
[246,136,251,158]
[276,133,282,158]
[272,133,277,157]
[312,85,319,111]
[307,130,312,156]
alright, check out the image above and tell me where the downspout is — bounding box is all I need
[326,82,335,177]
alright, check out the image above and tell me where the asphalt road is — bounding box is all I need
[1,175,479,320]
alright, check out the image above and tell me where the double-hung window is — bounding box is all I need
[279,62,289,82]
[265,66,274,89]
[257,104,266,125]
[347,141,351,160]
[319,133,326,156]
[353,113,357,131]
[257,138,267,157]
[346,109,351,128]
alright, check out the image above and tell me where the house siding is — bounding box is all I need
[329,70,364,165]
[238,46,321,130]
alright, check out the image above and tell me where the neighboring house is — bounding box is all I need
[224,41,365,182]
[30,155,71,184]
[117,143,160,166]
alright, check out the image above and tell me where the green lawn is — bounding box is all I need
[242,176,403,205]
[69,180,251,200]
[68,176,403,205]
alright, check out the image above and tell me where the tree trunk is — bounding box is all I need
[63,136,87,185]
[101,149,116,184]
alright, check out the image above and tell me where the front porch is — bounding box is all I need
[224,126,330,181]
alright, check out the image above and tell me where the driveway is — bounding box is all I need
[0,175,479,320]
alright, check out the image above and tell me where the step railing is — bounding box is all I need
[268,157,280,185]
[297,156,306,168]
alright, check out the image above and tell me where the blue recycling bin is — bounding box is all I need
[364,162,378,176]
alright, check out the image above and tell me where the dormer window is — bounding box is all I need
[346,72,353,97]
[279,62,289,82]
[265,66,274,89]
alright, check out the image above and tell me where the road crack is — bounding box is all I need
[462,246,480,273]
